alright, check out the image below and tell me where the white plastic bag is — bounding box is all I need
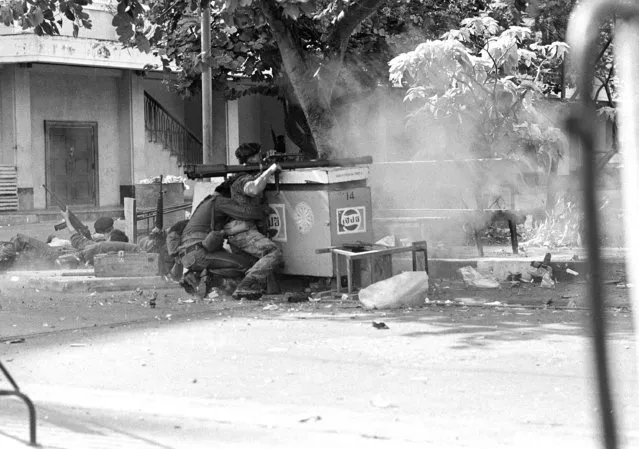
[358,271,429,309]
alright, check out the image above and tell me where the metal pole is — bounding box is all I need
[566,1,639,448]
[615,15,639,387]
[201,3,212,164]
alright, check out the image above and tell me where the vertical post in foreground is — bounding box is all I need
[615,20,639,387]
[201,3,212,164]
[124,197,137,243]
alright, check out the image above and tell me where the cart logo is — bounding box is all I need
[337,207,366,234]
[267,204,287,242]
[293,201,314,235]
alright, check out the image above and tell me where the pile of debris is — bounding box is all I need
[457,253,580,290]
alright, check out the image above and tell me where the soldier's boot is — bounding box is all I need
[232,276,265,301]
[196,269,209,299]
[179,271,199,295]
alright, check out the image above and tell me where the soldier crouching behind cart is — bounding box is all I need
[223,143,283,300]
[175,143,283,300]
[174,193,259,298]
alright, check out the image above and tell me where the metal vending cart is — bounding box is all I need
[265,165,373,277]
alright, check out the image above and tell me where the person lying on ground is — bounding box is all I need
[60,210,129,250]
[55,210,138,266]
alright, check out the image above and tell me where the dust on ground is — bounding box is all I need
[0,271,632,342]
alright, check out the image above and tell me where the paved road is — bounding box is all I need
[0,304,637,448]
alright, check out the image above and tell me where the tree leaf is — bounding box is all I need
[135,33,152,53]
[40,21,53,35]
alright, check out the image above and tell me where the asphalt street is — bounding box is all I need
[0,302,637,448]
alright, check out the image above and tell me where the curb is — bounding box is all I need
[425,258,625,282]
[1,270,177,293]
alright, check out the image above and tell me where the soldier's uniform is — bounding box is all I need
[176,193,266,294]
[226,172,283,299]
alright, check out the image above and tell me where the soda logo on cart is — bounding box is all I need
[337,207,366,234]
[267,204,287,242]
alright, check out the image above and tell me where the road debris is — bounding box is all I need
[372,321,389,329]
[263,304,279,311]
[149,292,157,308]
[6,338,25,344]
[69,343,87,347]
[206,290,220,300]
[299,415,322,423]
[370,395,396,409]
[285,292,309,303]
[541,272,555,288]
[458,266,500,289]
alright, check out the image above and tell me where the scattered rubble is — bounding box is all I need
[299,415,322,423]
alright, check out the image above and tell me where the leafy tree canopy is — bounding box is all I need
[388,6,569,171]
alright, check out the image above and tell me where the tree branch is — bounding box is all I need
[326,0,387,51]
[260,0,307,75]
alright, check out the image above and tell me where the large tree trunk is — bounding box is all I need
[260,0,385,158]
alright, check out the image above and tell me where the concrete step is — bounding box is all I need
[0,207,124,226]
[1,269,176,293]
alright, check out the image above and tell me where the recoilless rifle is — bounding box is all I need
[183,156,373,182]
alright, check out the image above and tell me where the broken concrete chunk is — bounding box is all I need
[358,271,428,309]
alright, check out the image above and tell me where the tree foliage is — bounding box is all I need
[107,0,501,157]
[388,9,569,172]
[0,0,92,37]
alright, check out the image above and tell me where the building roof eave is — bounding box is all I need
[0,34,162,71]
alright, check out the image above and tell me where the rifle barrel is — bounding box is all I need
[184,156,373,179]
[42,184,66,209]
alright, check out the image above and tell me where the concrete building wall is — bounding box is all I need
[211,92,227,164]
[30,67,121,208]
[0,67,15,166]
[237,95,262,147]
[259,96,287,149]
[231,94,292,161]
[117,72,133,186]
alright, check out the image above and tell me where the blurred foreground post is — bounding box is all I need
[565,1,639,447]
[615,14,639,386]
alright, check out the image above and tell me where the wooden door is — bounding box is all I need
[45,121,97,207]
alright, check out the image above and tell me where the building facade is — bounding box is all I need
[0,0,289,212]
